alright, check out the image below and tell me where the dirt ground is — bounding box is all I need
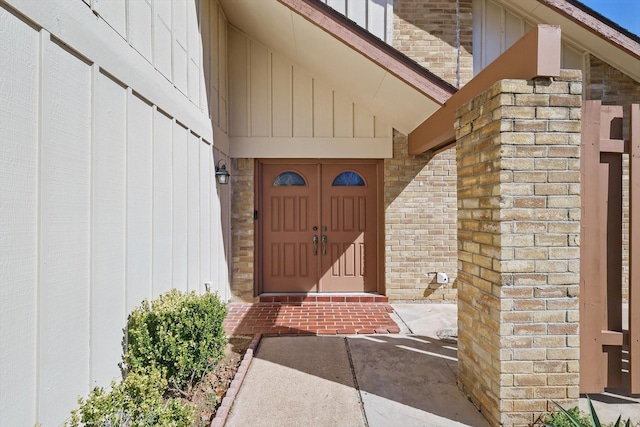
[188,335,253,426]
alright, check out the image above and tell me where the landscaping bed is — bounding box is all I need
[189,335,253,426]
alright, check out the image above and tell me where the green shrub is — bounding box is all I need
[544,406,593,427]
[124,290,228,392]
[65,367,194,427]
[543,396,631,427]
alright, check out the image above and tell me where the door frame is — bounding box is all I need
[254,158,385,296]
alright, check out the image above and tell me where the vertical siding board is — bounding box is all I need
[353,104,374,138]
[472,0,483,75]
[229,29,248,137]
[385,0,393,44]
[210,151,220,294]
[313,79,333,137]
[292,66,313,137]
[484,1,502,68]
[271,54,293,137]
[187,0,200,103]
[3,1,234,422]
[200,0,210,112]
[504,10,524,51]
[152,109,173,297]
[220,97,228,135]
[210,150,225,298]
[333,92,354,138]
[210,2,219,93]
[209,2,219,126]
[39,38,92,424]
[96,0,127,38]
[374,115,391,138]
[0,8,39,423]
[126,92,153,311]
[324,0,392,42]
[367,0,386,41]
[91,71,127,389]
[172,122,189,291]
[187,132,200,290]
[229,29,391,142]
[249,41,271,137]
[326,0,346,15]
[217,156,231,300]
[347,0,367,31]
[219,10,228,133]
[199,141,212,293]
[128,0,153,62]
[211,88,220,128]
[153,0,172,79]
[172,0,188,94]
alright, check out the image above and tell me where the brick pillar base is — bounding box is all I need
[455,71,582,426]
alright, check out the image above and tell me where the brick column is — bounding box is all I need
[455,71,582,426]
[231,158,255,301]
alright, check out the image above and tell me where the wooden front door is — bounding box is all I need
[259,161,380,293]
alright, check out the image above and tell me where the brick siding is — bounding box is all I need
[393,0,474,87]
[384,131,458,302]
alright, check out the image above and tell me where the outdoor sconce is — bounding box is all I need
[215,159,231,185]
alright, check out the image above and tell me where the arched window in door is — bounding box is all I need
[332,171,365,186]
[273,171,306,186]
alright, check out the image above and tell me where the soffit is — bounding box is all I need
[495,0,640,82]
[218,0,453,134]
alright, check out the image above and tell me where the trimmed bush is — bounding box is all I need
[65,367,194,427]
[124,290,228,392]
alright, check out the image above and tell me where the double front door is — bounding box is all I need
[259,160,380,293]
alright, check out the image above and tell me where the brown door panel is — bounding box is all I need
[320,163,377,292]
[262,164,319,293]
[259,161,378,293]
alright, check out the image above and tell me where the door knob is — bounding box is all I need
[321,234,327,256]
[312,234,318,256]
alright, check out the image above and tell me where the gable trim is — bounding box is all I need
[538,0,640,60]
[276,0,456,104]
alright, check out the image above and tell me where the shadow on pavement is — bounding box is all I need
[253,334,489,426]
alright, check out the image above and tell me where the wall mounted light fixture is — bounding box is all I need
[215,159,231,185]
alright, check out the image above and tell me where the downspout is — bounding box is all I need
[456,0,461,88]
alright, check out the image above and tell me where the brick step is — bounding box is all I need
[259,293,389,303]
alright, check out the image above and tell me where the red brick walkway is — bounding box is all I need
[224,301,401,335]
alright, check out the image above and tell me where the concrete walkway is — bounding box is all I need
[225,304,490,427]
[224,303,640,426]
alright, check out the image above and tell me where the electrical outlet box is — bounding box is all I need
[436,272,449,284]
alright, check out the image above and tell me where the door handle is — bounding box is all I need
[312,234,318,256]
[321,234,327,256]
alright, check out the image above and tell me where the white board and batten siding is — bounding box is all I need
[320,0,394,44]
[228,28,393,159]
[0,0,231,424]
[472,0,585,74]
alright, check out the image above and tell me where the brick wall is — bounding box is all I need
[393,0,473,87]
[585,54,640,301]
[384,131,458,302]
[456,72,582,426]
[230,158,255,301]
